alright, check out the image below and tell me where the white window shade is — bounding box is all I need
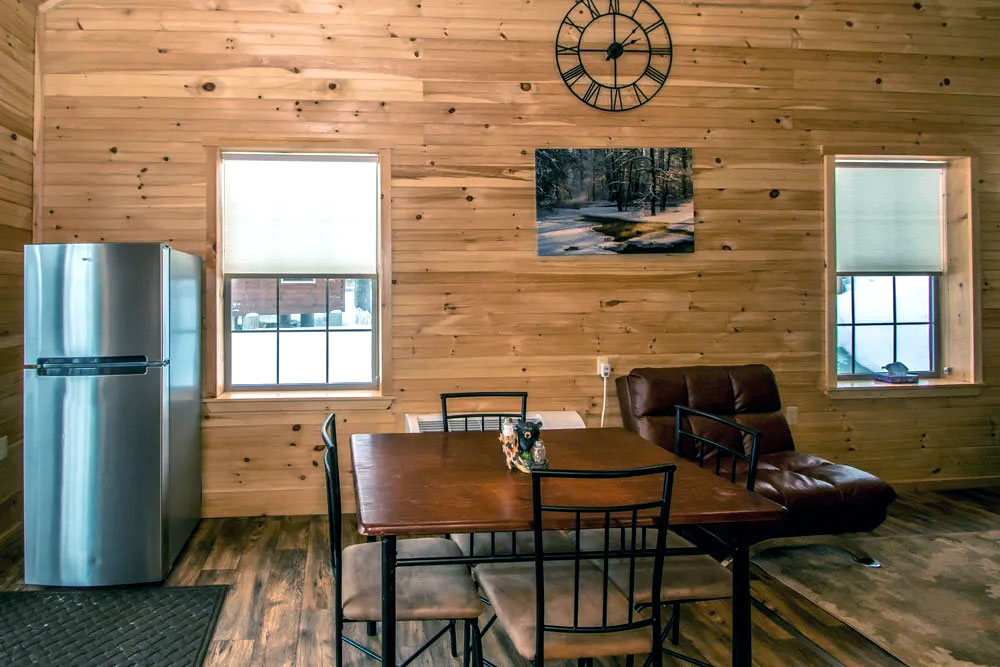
[835,163,944,273]
[222,153,378,275]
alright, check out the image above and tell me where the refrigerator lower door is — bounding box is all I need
[24,365,166,587]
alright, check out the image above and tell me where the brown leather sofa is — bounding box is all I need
[617,364,897,545]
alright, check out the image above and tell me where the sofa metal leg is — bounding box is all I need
[749,535,882,568]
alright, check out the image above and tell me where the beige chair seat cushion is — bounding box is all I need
[341,538,482,622]
[450,530,574,557]
[571,527,696,551]
[575,529,731,604]
[475,560,654,661]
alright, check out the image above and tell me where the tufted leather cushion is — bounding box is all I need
[617,365,896,539]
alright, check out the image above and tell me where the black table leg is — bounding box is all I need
[731,527,751,667]
[381,535,397,667]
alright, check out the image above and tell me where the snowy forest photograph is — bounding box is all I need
[536,147,694,255]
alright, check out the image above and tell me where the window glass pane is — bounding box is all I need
[897,324,931,372]
[231,332,277,385]
[279,331,327,384]
[835,164,943,273]
[895,276,931,323]
[222,153,378,274]
[853,276,893,324]
[329,279,374,329]
[279,278,327,330]
[836,277,853,324]
[231,278,277,331]
[854,325,893,374]
[837,325,853,375]
[329,331,373,383]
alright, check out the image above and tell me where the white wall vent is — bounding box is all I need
[404,411,585,434]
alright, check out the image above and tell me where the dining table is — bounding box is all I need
[350,427,786,667]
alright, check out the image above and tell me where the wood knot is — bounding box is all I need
[202,82,216,92]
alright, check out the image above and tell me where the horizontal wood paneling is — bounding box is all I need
[0,0,35,543]
[39,0,1000,516]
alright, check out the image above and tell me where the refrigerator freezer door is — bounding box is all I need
[24,243,169,364]
[24,366,166,587]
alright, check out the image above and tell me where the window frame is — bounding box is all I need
[223,273,379,391]
[823,149,981,393]
[206,145,392,397]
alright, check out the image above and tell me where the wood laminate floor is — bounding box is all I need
[1,487,997,666]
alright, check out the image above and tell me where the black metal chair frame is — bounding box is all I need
[440,391,528,433]
[634,405,762,667]
[529,464,677,667]
[439,391,530,660]
[322,413,481,667]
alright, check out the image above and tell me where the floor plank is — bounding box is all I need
[1,488,996,665]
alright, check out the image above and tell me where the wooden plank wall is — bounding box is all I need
[0,0,35,542]
[38,0,1000,517]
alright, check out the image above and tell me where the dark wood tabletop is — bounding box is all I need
[351,427,786,536]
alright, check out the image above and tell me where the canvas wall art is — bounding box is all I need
[536,147,694,255]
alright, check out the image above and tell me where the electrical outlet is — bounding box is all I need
[0,435,7,461]
[785,406,798,425]
[596,356,612,378]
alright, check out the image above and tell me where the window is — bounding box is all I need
[834,160,945,378]
[221,152,380,389]
[825,154,981,389]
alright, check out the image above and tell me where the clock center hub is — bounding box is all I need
[606,42,625,60]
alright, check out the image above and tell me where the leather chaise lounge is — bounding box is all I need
[617,364,897,565]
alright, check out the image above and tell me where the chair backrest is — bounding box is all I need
[617,364,795,458]
[675,405,762,490]
[530,464,676,663]
[322,413,344,581]
[440,391,528,432]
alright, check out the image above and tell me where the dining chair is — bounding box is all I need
[440,391,575,558]
[474,464,677,666]
[322,413,485,666]
[572,405,763,665]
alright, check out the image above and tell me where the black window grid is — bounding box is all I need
[224,274,378,390]
[836,274,940,378]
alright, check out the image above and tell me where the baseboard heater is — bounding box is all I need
[404,411,585,433]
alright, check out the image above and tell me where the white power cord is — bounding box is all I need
[600,375,608,428]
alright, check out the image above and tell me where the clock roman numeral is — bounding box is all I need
[632,83,650,104]
[562,64,587,86]
[562,16,586,33]
[644,65,667,85]
[644,18,665,32]
[608,0,621,13]
[557,43,581,56]
[650,46,672,56]
[580,0,601,18]
[582,81,601,106]
[610,87,623,111]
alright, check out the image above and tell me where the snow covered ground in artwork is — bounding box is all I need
[537,203,694,255]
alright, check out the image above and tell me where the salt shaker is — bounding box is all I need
[532,439,547,464]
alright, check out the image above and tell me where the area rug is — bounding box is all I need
[754,531,1000,667]
[0,585,227,666]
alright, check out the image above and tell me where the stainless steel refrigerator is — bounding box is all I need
[23,243,202,587]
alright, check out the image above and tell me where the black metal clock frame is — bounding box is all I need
[556,0,673,112]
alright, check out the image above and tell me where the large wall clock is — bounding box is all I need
[556,0,673,112]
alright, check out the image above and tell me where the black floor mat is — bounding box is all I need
[0,585,227,666]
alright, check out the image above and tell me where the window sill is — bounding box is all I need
[825,378,984,399]
[204,390,393,411]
